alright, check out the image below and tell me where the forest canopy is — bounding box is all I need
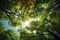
[0,0,60,40]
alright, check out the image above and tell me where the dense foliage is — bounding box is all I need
[0,0,60,40]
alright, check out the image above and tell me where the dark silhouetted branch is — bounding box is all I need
[35,22,60,40]
[41,26,60,40]
[48,0,60,10]
[0,7,14,23]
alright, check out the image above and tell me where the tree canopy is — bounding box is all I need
[0,0,60,40]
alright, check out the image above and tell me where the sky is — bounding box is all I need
[0,20,10,30]
[0,20,20,35]
[0,18,39,35]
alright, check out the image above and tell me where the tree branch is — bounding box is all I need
[0,7,14,23]
[35,22,60,40]
[48,0,60,10]
[41,26,60,40]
